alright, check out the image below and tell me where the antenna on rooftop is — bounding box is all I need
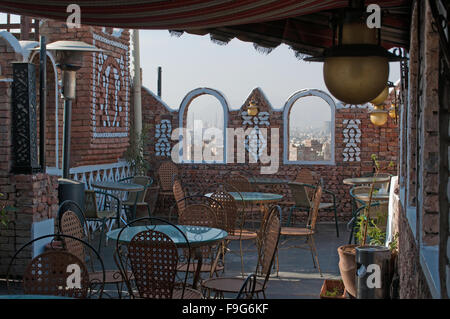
[157,66,162,98]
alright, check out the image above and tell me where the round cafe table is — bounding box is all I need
[107,225,228,289]
[91,181,145,222]
[354,192,390,203]
[343,176,391,186]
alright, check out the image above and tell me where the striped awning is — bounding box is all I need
[0,0,412,54]
[0,0,410,30]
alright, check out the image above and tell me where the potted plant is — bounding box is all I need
[338,155,394,298]
[320,279,347,299]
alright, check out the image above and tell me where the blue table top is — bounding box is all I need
[206,191,283,203]
[0,295,74,299]
[107,224,228,247]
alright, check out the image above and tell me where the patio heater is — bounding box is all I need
[34,41,103,178]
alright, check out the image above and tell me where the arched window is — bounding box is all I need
[178,88,228,164]
[283,89,335,165]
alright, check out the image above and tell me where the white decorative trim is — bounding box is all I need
[336,102,371,109]
[155,119,172,156]
[142,86,175,112]
[29,50,60,169]
[92,33,130,138]
[342,119,361,162]
[93,33,128,50]
[242,111,270,161]
[283,89,336,165]
[178,87,229,164]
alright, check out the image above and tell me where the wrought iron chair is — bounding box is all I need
[6,233,105,299]
[118,175,153,219]
[201,205,282,299]
[84,189,121,251]
[114,217,203,299]
[169,179,187,222]
[225,174,261,231]
[177,203,225,279]
[156,160,179,216]
[236,273,258,299]
[206,183,258,277]
[277,184,323,276]
[59,210,129,298]
[294,169,339,237]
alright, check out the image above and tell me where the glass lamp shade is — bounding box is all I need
[388,105,398,119]
[324,56,389,105]
[247,106,259,116]
[370,86,389,105]
[370,105,389,126]
[247,100,259,116]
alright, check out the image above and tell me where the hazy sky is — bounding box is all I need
[139,29,400,125]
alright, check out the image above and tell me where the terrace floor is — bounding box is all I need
[0,222,349,299]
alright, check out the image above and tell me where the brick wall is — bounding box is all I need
[39,21,131,169]
[0,36,59,276]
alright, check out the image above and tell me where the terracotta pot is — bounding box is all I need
[338,244,358,298]
[320,279,347,299]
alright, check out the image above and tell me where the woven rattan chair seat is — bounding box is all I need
[202,277,264,293]
[280,227,315,236]
[226,229,258,241]
[177,262,224,273]
[93,210,116,219]
[172,287,203,299]
[89,269,133,283]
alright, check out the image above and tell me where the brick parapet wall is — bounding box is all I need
[141,86,399,221]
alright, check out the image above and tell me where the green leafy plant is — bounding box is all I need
[325,286,344,297]
[124,124,151,176]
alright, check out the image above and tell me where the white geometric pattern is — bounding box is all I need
[242,110,270,161]
[155,119,172,157]
[343,119,361,162]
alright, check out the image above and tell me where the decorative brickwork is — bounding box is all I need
[140,87,399,221]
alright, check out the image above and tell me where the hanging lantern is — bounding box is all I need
[369,105,388,126]
[247,99,259,116]
[370,85,389,105]
[388,105,398,119]
[305,2,405,105]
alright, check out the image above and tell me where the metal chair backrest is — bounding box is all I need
[308,185,323,231]
[350,186,372,208]
[288,182,312,209]
[57,200,85,231]
[226,174,254,193]
[236,273,257,299]
[257,205,281,288]
[295,169,316,198]
[173,179,187,215]
[158,161,178,191]
[129,229,179,299]
[210,190,238,235]
[126,175,153,203]
[178,204,218,260]
[84,189,99,219]
[60,210,87,262]
[178,204,217,229]
[115,217,191,299]
[7,234,105,299]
